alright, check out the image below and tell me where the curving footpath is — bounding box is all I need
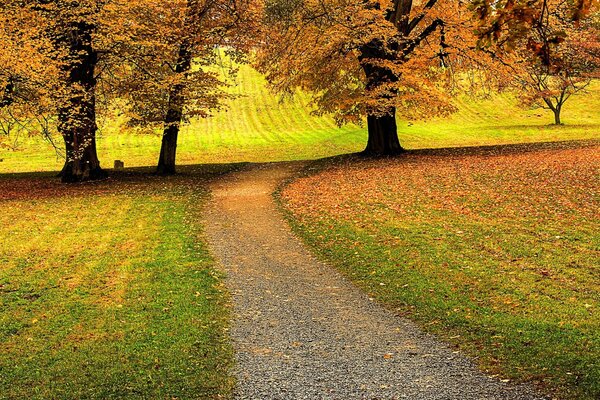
[204,162,547,400]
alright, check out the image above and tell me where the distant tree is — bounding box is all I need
[475,0,600,125]
[110,0,257,175]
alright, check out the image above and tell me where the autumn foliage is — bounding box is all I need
[475,0,600,124]
[0,0,258,181]
[0,0,598,179]
[257,0,479,155]
[256,0,598,154]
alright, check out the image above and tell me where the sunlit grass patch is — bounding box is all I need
[1,67,598,175]
[0,167,234,399]
[281,141,600,400]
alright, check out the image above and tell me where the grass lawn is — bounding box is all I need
[1,63,599,399]
[281,140,600,400]
[0,165,235,399]
[1,65,599,174]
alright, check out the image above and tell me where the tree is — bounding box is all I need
[2,0,256,179]
[108,0,257,175]
[474,0,600,125]
[257,0,599,154]
[33,1,111,182]
[257,0,479,155]
[0,0,115,182]
[154,0,255,175]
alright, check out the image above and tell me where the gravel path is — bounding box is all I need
[204,162,547,400]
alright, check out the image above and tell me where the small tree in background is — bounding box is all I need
[474,0,599,125]
[110,0,257,175]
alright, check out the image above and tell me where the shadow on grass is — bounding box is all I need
[1,138,598,201]
[477,123,600,130]
[306,138,600,170]
[0,162,248,201]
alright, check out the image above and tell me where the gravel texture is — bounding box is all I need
[204,162,547,400]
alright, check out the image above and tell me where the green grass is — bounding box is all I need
[0,166,235,399]
[399,91,600,148]
[280,142,600,400]
[1,65,599,174]
[1,64,599,399]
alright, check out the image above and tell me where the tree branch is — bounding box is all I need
[403,18,443,57]
[406,0,438,35]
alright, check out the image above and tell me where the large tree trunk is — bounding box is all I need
[156,111,181,175]
[359,53,404,156]
[60,131,104,183]
[364,108,404,155]
[553,107,562,125]
[57,21,105,183]
[156,42,192,175]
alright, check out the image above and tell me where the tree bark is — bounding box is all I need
[57,21,105,183]
[543,97,563,126]
[156,42,192,175]
[364,108,404,155]
[156,114,181,175]
[553,106,562,125]
[59,131,105,182]
[359,49,404,156]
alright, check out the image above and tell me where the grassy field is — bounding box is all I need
[0,166,235,399]
[280,141,600,400]
[1,64,599,399]
[0,65,599,174]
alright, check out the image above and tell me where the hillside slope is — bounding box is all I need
[1,64,598,173]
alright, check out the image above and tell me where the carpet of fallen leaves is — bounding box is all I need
[282,140,600,400]
[285,141,598,226]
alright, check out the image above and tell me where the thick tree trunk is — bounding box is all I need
[359,54,404,156]
[57,22,105,183]
[553,108,562,125]
[156,112,181,175]
[60,132,105,183]
[156,42,192,175]
[364,108,404,155]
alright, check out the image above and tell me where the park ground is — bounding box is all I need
[0,166,236,399]
[280,140,599,400]
[0,67,598,399]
